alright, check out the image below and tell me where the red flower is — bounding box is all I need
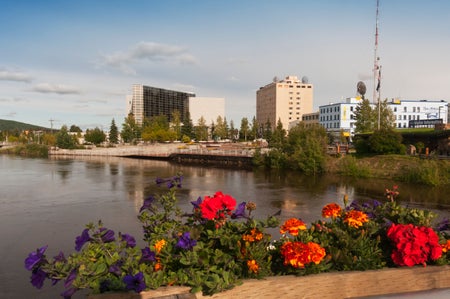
[322,203,342,218]
[200,191,236,220]
[387,223,442,267]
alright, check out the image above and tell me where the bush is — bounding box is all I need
[337,155,371,178]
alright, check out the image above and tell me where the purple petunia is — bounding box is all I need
[100,228,115,243]
[232,202,247,219]
[53,251,66,263]
[121,233,136,248]
[75,229,90,251]
[30,268,47,289]
[123,272,146,293]
[108,263,122,276]
[140,247,156,263]
[176,232,197,250]
[139,195,155,213]
[25,245,48,271]
[64,269,77,289]
[191,196,202,209]
[61,287,77,299]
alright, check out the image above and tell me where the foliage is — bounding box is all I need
[368,129,405,155]
[85,127,106,145]
[354,99,395,134]
[0,118,48,131]
[239,117,250,141]
[25,181,450,298]
[56,125,78,149]
[194,116,208,141]
[1,143,49,157]
[108,119,119,144]
[397,159,443,186]
[181,111,194,140]
[284,123,328,174]
[121,114,141,144]
[336,155,371,178]
[141,115,176,143]
[69,125,82,133]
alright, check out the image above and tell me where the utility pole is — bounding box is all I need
[49,119,55,134]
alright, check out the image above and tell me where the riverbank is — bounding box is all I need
[2,143,450,185]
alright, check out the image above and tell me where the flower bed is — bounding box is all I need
[24,179,450,299]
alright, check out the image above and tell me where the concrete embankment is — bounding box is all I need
[49,144,255,168]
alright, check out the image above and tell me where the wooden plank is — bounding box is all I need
[88,266,450,299]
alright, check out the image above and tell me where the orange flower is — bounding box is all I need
[280,218,307,236]
[280,241,326,269]
[154,262,163,271]
[242,228,263,242]
[154,239,166,253]
[441,240,450,253]
[344,210,369,228]
[247,259,259,273]
[322,203,342,218]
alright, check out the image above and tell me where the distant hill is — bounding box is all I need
[0,119,49,131]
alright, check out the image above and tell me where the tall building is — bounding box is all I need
[189,97,225,126]
[256,75,313,131]
[128,84,195,125]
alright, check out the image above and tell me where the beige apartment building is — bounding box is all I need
[256,75,313,131]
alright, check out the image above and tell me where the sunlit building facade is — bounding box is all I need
[256,75,313,131]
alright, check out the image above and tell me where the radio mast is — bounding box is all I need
[373,0,381,129]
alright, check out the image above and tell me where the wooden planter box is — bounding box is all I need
[88,265,450,299]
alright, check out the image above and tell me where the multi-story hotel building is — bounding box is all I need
[256,75,313,131]
[128,84,195,125]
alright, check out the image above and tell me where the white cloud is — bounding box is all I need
[31,83,81,95]
[99,42,197,74]
[0,68,33,83]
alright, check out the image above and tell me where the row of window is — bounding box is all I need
[392,107,421,113]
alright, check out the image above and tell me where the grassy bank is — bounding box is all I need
[0,144,48,158]
[330,155,450,186]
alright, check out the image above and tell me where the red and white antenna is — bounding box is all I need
[373,0,382,129]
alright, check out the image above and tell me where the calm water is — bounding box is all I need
[1,155,450,299]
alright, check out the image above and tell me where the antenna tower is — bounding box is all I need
[373,0,381,129]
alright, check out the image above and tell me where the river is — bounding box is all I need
[1,155,450,299]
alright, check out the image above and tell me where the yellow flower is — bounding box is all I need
[154,239,166,253]
[344,210,369,228]
[280,218,307,236]
[247,259,259,273]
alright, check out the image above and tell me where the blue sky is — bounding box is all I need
[1,0,449,130]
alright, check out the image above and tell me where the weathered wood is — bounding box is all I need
[88,266,450,299]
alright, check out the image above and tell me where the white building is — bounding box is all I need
[318,98,449,140]
[189,97,225,126]
[387,99,448,128]
[319,97,361,139]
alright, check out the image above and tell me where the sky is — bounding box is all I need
[1,0,450,130]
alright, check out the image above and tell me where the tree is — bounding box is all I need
[214,116,228,140]
[229,120,238,142]
[250,116,259,140]
[263,119,272,141]
[376,99,396,130]
[270,118,286,149]
[285,123,328,174]
[354,99,376,133]
[56,125,77,149]
[194,116,208,141]
[239,117,249,141]
[181,111,194,140]
[368,128,405,155]
[121,114,141,144]
[109,119,119,144]
[85,127,106,145]
[69,125,82,133]
[142,115,176,142]
[171,110,182,141]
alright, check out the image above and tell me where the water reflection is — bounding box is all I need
[2,155,450,299]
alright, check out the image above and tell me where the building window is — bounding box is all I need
[404,107,407,112]
[394,107,397,112]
